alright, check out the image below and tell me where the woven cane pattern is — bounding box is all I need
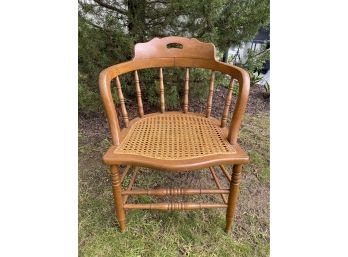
[114,114,236,160]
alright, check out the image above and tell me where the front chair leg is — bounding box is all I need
[225,164,242,233]
[110,165,126,232]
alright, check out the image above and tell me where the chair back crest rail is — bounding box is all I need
[99,36,250,146]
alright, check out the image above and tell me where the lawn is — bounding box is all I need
[78,111,269,257]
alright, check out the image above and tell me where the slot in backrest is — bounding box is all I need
[134,37,216,60]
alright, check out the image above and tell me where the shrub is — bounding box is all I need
[78,83,102,113]
[239,47,270,86]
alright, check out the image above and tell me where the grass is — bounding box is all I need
[239,112,270,184]
[79,112,270,257]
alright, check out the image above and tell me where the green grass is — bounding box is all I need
[79,112,270,257]
[239,112,270,184]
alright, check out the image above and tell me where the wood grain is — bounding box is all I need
[111,165,126,232]
[122,166,139,204]
[219,164,231,181]
[159,68,165,113]
[124,203,227,210]
[221,78,235,127]
[134,70,144,117]
[225,164,242,233]
[206,71,215,118]
[183,68,189,113]
[209,167,228,204]
[133,36,216,60]
[122,188,230,196]
[99,57,250,145]
[98,37,251,233]
[115,76,129,127]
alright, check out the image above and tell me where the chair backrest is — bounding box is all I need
[133,36,216,60]
[99,36,250,146]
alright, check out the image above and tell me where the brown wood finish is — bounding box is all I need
[115,76,129,127]
[159,68,165,113]
[134,70,144,117]
[209,167,228,204]
[103,136,248,172]
[219,164,232,181]
[99,37,251,233]
[122,166,139,204]
[122,188,230,196]
[133,36,216,60]
[221,78,235,127]
[183,68,189,113]
[225,164,242,233]
[206,71,215,118]
[124,203,227,210]
[99,58,250,145]
[120,165,132,182]
[111,165,126,232]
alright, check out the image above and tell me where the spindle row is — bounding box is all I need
[114,68,235,128]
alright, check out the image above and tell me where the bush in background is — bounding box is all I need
[78,0,270,114]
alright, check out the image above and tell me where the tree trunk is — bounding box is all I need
[222,50,229,63]
[127,0,146,43]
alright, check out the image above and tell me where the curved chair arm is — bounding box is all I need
[99,59,250,146]
[220,62,250,145]
[99,69,121,146]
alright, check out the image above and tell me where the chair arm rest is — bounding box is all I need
[217,62,250,145]
[99,68,121,146]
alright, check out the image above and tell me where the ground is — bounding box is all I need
[79,85,270,257]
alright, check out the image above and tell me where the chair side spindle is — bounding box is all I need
[159,68,165,113]
[221,78,235,127]
[134,70,144,117]
[115,76,129,127]
[206,71,215,118]
[183,68,189,113]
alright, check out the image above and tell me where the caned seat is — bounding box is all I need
[104,112,248,171]
[99,36,251,233]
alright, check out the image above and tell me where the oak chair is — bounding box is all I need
[99,36,250,233]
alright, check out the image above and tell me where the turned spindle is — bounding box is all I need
[134,70,144,117]
[159,68,165,113]
[221,78,235,127]
[111,166,126,232]
[183,68,189,113]
[115,76,129,127]
[225,164,242,233]
[206,71,215,118]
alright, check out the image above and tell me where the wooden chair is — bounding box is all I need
[99,36,250,233]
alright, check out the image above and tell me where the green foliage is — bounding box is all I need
[145,80,161,108]
[215,72,231,89]
[164,83,181,110]
[233,81,240,96]
[139,68,214,109]
[242,48,270,71]
[139,68,181,110]
[78,0,270,113]
[214,0,270,49]
[188,69,213,101]
[78,82,101,113]
[239,47,270,85]
[250,72,264,86]
[78,15,132,113]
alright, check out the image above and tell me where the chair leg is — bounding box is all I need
[110,165,126,232]
[225,164,242,233]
